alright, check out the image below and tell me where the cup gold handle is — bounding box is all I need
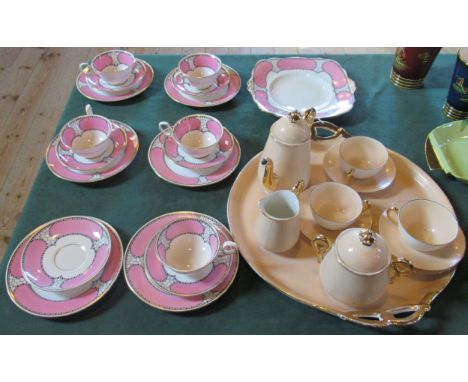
[312,235,331,263]
[386,206,399,225]
[345,168,354,179]
[362,199,371,211]
[291,179,305,197]
[389,258,413,283]
[79,62,93,74]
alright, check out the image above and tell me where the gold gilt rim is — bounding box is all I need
[147,130,241,188]
[390,69,425,88]
[75,59,154,103]
[5,217,123,318]
[443,101,468,120]
[123,211,239,313]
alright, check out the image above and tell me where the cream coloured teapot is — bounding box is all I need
[258,108,346,192]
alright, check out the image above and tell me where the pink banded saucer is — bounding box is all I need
[76,59,154,102]
[164,65,241,107]
[5,218,123,318]
[163,128,234,170]
[124,211,239,312]
[143,217,234,296]
[21,216,111,292]
[148,131,241,187]
[57,123,127,174]
[46,120,139,183]
[248,57,356,118]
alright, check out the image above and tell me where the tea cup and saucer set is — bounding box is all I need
[322,136,397,193]
[148,114,241,187]
[123,211,239,312]
[5,216,123,317]
[164,53,241,107]
[76,49,154,102]
[45,104,139,183]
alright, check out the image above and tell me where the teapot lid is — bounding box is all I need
[335,228,390,275]
[270,109,315,146]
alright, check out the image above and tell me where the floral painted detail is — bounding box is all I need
[8,274,27,292]
[452,76,468,102]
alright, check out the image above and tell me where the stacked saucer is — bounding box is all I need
[46,104,139,183]
[148,114,241,187]
[76,49,154,102]
[124,211,239,312]
[164,53,241,107]
[5,216,123,318]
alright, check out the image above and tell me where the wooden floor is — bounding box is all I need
[0,47,459,258]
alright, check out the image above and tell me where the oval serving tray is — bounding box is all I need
[227,134,461,327]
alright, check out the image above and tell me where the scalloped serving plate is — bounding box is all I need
[248,57,356,118]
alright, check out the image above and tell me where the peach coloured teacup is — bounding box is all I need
[79,49,136,86]
[339,136,389,179]
[159,114,225,158]
[309,182,369,230]
[386,199,459,252]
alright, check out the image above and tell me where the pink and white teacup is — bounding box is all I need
[159,114,225,158]
[59,104,118,159]
[79,49,137,86]
[177,53,224,91]
[154,217,237,274]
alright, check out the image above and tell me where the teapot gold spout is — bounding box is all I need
[260,157,279,192]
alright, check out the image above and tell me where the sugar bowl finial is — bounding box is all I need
[359,229,377,246]
[287,110,302,123]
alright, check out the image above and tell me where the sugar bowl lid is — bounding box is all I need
[335,228,390,275]
[270,108,315,146]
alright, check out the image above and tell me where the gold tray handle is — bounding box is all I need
[312,120,351,141]
[347,304,431,327]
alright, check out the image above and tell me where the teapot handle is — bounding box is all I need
[311,120,351,141]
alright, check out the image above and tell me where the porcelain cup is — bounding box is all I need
[154,218,237,274]
[255,181,304,252]
[79,49,136,86]
[177,53,224,91]
[159,114,224,158]
[386,199,459,252]
[309,182,369,230]
[339,136,389,179]
[59,105,121,159]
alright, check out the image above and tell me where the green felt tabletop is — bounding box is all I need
[1,54,467,334]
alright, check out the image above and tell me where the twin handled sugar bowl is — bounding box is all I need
[258,108,346,192]
[313,228,413,307]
